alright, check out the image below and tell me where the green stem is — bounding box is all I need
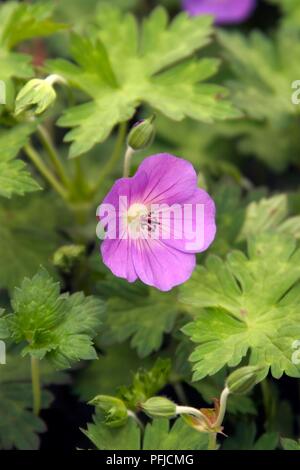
[37,124,70,188]
[207,386,230,451]
[176,405,208,424]
[208,433,217,450]
[214,386,230,428]
[123,146,135,178]
[95,121,128,191]
[31,356,41,416]
[24,143,68,200]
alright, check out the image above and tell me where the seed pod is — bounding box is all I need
[141,397,177,418]
[89,395,128,428]
[226,365,265,395]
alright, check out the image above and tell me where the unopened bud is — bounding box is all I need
[127,115,156,151]
[141,397,176,418]
[53,244,85,273]
[15,75,65,116]
[226,365,264,395]
[89,395,128,428]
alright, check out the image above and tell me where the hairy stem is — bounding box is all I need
[176,405,208,423]
[31,357,41,416]
[24,143,68,200]
[206,386,230,451]
[45,74,67,86]
[37,124,70,188]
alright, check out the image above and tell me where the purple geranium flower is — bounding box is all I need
[182,0,256,24]
[98,154,216,291]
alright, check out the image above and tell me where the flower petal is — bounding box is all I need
[136,153,198,205]
[100,172,148,209]
[182,0,256,24]
[97,172,148,237]
[155,188,216,253]
[131,237,196,291]
[101,238,137,283]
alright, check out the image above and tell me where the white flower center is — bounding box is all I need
[126,203,148,238]
[127,203,148,224]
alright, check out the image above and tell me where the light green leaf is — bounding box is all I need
[0,1,67,50]
[83,413,140,450]
[174,335,256,416]
[281,437,300,450]
[181,233,300,380]
[143,418,209,450]
[84,415,209,450]
[0,124,40,198]
[0,2,67,82]
[47,6,239,157]
[219,30,298,120]
[2,267,104,368]
[0,52,33,82]
[212,189,300,256]
[239,194,300,241]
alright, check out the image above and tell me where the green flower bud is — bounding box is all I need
[127,115,156,151]
[89,395,128,428]
[141,397,176,418]
[53,244,85,273]
[226,365,265,395]
[15,77,57,116]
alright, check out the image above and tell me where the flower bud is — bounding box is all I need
[141,397,176,418]
[15,78,56,116]
[53,244,85,273]
[89,395,128,428]
[127,115,156,151]
[226,365,264,395]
